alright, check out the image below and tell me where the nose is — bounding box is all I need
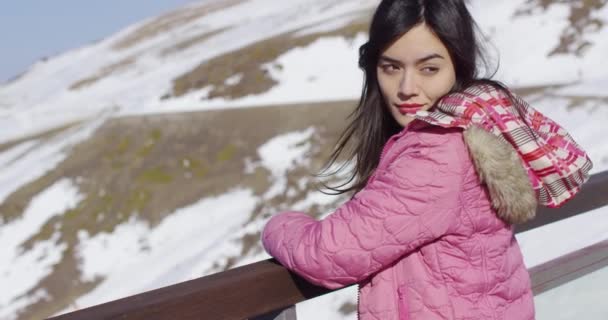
[398,70,418,100]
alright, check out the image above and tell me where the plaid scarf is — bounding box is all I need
[410,84,593,208]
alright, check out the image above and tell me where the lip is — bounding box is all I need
[395,103,425,115]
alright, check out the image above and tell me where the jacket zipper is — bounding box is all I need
[357,284,361,320]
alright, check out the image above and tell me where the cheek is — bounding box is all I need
[426,73,456,102]
[377,76,396,102]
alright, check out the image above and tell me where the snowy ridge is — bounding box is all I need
[2,0,608,143]
[0,0,378,143]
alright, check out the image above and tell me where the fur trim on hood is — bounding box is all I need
[463,126,537,224]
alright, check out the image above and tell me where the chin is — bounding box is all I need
[395,114,416,127]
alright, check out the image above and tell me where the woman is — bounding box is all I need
[262,1,592,319]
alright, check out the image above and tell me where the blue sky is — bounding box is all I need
[0,0,197,83]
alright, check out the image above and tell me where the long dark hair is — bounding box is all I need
[320,0,508,195]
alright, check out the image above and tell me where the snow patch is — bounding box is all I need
[0,116,108,204]
[224,73,243,86]
[257,127,315,199]
[0,179,81,315]
[535,264,608,319]
[297,285,357,320]
[516,206,608,267]
[0,140,38,168]
[63,188,258,315]
[0,289,50,320]
[76,218,150,283]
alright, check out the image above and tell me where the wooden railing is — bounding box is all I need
[47,170,608,320]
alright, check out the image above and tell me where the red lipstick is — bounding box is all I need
[396,103,424,115]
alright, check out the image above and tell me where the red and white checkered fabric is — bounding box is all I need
[411,84,593,208]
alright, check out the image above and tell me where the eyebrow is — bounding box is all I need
[379,53,445,65]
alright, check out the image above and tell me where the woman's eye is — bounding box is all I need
[380,64,399,73]
[421,66,439,74]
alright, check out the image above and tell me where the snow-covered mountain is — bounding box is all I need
[1,0,607,319]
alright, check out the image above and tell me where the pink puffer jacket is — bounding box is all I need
[262,120,535,320]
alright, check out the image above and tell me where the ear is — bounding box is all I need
[463,126,537,224]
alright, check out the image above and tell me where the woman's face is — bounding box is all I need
[377,23,456,127]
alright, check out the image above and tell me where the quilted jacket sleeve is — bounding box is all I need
[261,136,466,289]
